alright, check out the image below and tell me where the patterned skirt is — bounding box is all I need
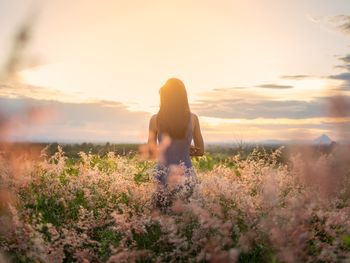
[152,163,197,213]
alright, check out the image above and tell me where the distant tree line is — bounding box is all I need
[44,142,140,158]
[0,141,338,162]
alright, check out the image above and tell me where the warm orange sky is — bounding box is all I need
[1,0,350,142]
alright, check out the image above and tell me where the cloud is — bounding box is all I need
[0,96,150,142]
[339,54,350,64]
[329,54,350,90]
[329,72,350,81]
[0,82,85,103]
[335,15,350,35]
[200,116,350,142]
[0,84,14,89]
[213,87,248,91]
[308,15,350,36]
[280,75,313,80]
[192,92,350,119]
[256,84,293,89]
[5,93,346,143]
[193,99,321,119]
[306,15,350,92]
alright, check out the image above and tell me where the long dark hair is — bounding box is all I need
[157,78,190,139]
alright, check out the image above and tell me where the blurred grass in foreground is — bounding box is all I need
[0,145,349,262]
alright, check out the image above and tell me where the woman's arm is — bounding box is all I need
[191,114,204,156]
[148,114,158,145]
[138,114,158,160]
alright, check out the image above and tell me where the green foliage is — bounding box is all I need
[192,154,215,171]
[134,172,150,185]
[182,217,200,243]
[118,192,130,206]
[133,223,163,252]
[63,162,79,177]
[67,190,88,220]
[343,235,350,250]
[89,155,118,174]
[32,195,66,227]
[134,161,153,185]
[90,228,122,261]
[238,242,276,263]
[192,153,244,175]
[307,239,320,256]
[63,244,75,263]
[22,173,88,226]
[7,253,36,263]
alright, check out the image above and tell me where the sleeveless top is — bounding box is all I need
[155,116,193,185]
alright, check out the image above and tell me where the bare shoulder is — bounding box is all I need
[191,112,198,121]
[150,114,158,122]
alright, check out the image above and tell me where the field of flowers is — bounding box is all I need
[0,146,350,263]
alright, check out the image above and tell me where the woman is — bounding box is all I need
[148,78,204,187]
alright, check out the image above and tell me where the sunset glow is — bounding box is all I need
[1,0,350,142]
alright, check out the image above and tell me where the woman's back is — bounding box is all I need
[157,115,193,168]
[147,78,204,186]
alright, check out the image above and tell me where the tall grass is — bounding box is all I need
[0,146,349,262]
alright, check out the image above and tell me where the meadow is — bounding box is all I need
[1,5,350,262]
[0,144,350,263]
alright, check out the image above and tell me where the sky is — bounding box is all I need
[0,0,350,143]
